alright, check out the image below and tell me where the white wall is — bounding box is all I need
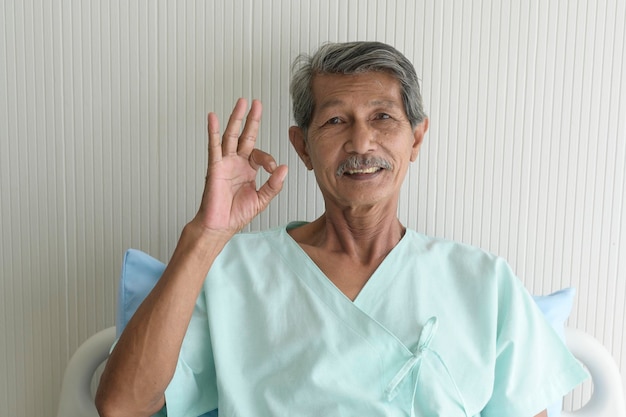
[0,0,624,415]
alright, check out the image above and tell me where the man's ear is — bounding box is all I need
[289,126,313,170]
[410,117,429,162]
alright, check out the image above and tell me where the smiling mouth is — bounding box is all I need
[336,156,392,177]
[345,166,382,175]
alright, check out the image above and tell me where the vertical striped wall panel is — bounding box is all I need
[0,1,624,414]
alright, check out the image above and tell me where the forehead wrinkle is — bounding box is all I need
[317,97,400,113]
[369,99,400,109]
[317,97,344,113]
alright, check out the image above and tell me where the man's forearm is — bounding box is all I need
[95,224,230,416]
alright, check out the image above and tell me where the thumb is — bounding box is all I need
[257,165,288,208]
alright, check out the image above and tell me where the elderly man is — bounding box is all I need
[96,42,586,417]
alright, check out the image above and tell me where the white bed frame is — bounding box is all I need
[561,327,626,417]
[57,326,625,417]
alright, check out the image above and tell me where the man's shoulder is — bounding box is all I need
[218,224,296,262]
[227,221,309,246]
[404,229,499,260]
[228,224,287,242]
[402,229,514,283]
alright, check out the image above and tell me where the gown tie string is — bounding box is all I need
[384,316,438,401]
[384,316,469,417]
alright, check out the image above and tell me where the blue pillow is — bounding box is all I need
[116,249,575,417]
[532,287,576,417]
[116,249,165,337]
[532,287,575,341]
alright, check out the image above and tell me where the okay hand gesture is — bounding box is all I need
[192,98,288,238]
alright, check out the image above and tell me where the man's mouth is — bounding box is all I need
[345,166,382,175]
[336,156,392,177]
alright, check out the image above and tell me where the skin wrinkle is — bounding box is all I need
[316,95,397,114]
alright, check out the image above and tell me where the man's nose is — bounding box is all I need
[344,121,377,154]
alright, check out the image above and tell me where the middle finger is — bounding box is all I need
[237,99,263,157]
[222,98,249,155]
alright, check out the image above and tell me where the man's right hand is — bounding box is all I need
[191,98,288,239]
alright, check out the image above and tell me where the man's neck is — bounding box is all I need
[287,210,405,300]
[290,209,405,265]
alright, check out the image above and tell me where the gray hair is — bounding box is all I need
[289,41,427,132]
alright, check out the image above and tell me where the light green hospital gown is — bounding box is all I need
[163,223,587,416]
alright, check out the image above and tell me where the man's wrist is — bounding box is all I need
[177,221,232,263]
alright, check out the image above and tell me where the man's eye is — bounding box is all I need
[326,117,342,125]
[375,113,391,120]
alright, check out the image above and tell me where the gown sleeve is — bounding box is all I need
[480,260,588,416]
[163,287,219,417]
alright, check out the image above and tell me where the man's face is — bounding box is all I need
[289,71,428,212]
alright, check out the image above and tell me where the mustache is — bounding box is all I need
[336,155,393,176]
